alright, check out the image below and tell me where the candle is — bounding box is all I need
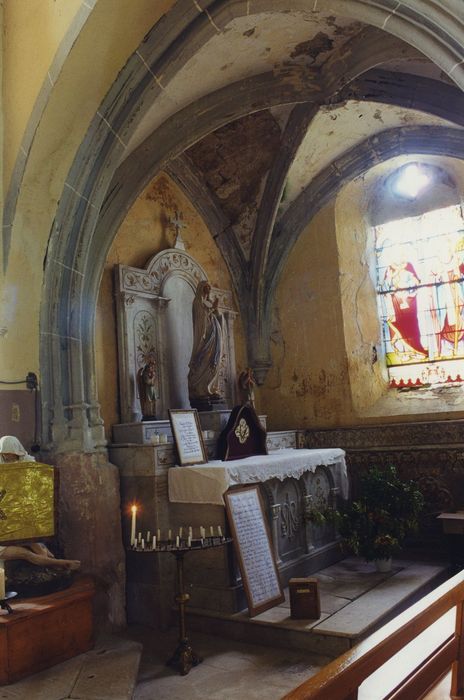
[187,535,192,547]
[147,531,151,543]
[176,535,180,547]
[218,525,223,537]
[188,526,192,536]
[160,434,168,444]
[157,528,161,541]
[141,538,145,550]
[153,535,157,550]
[210,526,214,537]
[200,526,204,539]
[0,563,5,599]
[168,529,172,541]
[179,526,183,538]
[138,532,142,542]
[151,433,160,445]
[130,505,137,546]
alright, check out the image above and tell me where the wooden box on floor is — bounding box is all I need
[0,576,95,685]
[289,577,321,619]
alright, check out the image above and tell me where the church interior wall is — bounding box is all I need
[96,171,248,438]
[260,202,351,430]
[1,0,464,636]
[261,160,464,430]
[2,0,81,189]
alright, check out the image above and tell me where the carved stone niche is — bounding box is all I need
[114,248,237,423]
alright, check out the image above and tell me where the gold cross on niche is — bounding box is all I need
[0,490,7,520]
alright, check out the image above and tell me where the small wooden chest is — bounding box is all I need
[0,576,95,684]
[289,577,320,620]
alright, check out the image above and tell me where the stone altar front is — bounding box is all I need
[109,434,349,627]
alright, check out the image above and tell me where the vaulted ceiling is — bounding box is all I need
[29,0,464,447]
[113,5,464,379]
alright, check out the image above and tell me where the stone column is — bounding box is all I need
[49,450,126,630]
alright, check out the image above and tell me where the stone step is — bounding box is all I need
[185,557,450,658]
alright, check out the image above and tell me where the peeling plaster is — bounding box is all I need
[123,10,363,158]
[186,111,281,256]
[282,100,463,215]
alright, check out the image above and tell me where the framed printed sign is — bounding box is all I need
[224,485,284,617]
[168,409,207,466]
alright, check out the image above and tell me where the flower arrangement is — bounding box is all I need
[336,465,424,562]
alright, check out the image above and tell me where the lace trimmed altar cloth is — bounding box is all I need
[168,448,348,505]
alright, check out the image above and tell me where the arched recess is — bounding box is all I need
[36,0,464,452]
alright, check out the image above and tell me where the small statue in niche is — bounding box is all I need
[238,367,256,408]
[188,280,224,409]
[137,356,159,421]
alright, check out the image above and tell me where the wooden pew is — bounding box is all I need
[283,570,464,700]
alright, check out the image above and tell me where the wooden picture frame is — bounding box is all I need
[224,485,284,617]
[168,409,207,466]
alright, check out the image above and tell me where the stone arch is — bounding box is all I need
[35,0,464,451]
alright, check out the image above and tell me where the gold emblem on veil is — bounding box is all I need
[235,418,250,444]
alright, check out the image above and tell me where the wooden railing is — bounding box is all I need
[283,570,464,700]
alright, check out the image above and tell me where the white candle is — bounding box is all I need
[188,526,193,537]
[200,526,205,539]
[176,535,180,547]
[141,538,145,550]
[130,505,137,545]
[147,531,151,544]
[187,535,192,547]
[153,536,157,550]
[0,563,5,599]
[179,526,183,538]
[157,528,161,541]
[138,532,142,542]
[210,526,214,537]
[168,529,172,541]
[218,525,223,537]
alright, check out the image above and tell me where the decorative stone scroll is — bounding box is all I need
[115,246,237,422]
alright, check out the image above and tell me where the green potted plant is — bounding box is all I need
[336,465,424,571]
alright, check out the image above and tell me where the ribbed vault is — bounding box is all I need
[27,0,464,450]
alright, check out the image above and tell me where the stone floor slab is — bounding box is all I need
[313,562,445,638]
[70,640,142,700]
[0,655,84,700]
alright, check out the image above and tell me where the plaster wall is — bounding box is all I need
[260,203,351,429]
[2,0,81,191]
[261,169,464,430]
[96,173,247,438]
[0,0,174,383]
[337,174,464,421]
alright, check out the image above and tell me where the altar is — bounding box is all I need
[108,240,349,627]
[110,435,349,627]
[168,447,348,613]
[168,448,348,505]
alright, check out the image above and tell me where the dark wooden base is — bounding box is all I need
[0,576,95,685]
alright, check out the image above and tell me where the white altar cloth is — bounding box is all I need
[168,448,348,505]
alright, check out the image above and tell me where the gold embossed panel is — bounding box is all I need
[0,462,56,544]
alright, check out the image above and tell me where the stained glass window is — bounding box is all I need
[375,204,464,387]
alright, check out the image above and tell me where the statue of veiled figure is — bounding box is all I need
[188,281,224,407]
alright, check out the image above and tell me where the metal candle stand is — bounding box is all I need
[131,536,232,676]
